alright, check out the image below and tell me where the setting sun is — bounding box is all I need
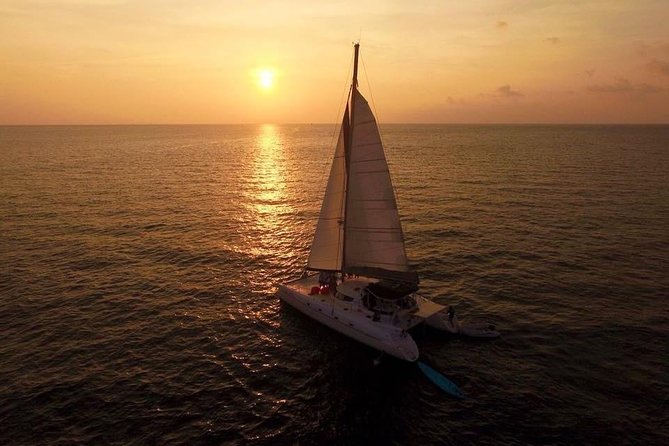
[257,69,275,91]
[0,1,667,124]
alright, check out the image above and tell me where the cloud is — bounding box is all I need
[647,58,669,76]
[446,96,466,105]
[496,85,523,97]
[545,37,560,45]
[587,77,665,94]
[496,21,508,29]
[636,41,669,57]
[588,78,633,93]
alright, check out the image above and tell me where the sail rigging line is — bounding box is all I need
[330,52,355,143]
[316,52,352,240]
[360,54,382,138]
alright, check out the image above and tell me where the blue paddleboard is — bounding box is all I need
[418,361,467,399]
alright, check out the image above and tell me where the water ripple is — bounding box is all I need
[1,124,667,445]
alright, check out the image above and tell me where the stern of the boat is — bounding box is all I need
[387,331,419,362]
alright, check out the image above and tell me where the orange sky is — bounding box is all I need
[1,0,668,124]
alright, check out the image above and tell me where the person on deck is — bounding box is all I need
[447,306,461,333]
[328,273,337,292]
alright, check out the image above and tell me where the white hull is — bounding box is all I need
[277,275,423,361]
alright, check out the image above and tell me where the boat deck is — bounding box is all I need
[282,274,445,326]
[284,274,323,295]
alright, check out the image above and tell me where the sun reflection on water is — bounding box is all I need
[254,124,285,208]
[242,124,298,269]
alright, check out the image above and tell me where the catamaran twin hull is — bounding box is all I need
[278,43,476,361]
[277,274,447,362]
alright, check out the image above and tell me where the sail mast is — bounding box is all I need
[351,42,360,92]
[342,42,359,275]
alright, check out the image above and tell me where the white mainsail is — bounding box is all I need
[306,108,348,271]
[343,90,417,284]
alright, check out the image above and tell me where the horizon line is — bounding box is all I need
[2,122,668,127]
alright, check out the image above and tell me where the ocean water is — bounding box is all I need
[1,124,668,445]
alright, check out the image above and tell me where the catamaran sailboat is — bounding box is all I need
[278,43,490,362]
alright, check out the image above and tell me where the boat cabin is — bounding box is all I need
[336,278,419,315]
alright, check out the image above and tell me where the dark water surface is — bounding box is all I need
[1,124,668,445]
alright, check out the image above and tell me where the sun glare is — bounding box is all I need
[257,69,275,90]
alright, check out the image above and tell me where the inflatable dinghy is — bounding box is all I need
[426,306,500,338]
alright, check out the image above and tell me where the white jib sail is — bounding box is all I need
[306,112,347,271]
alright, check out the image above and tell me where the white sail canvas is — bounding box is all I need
[306,111,348,271]
[343,91,416,283]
